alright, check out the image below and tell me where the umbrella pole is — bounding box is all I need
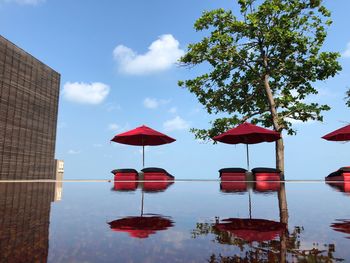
[141,191,144,217]
[142,145,145,168]
[246,144,250,171]
[248,190,252,219]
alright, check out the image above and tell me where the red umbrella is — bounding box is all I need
[214,218,286,242]
[322,124,350,141]
[108,216,174,239]
[111,125,176,167]
[213,122,281,170]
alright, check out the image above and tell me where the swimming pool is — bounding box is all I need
[0,181,349,262]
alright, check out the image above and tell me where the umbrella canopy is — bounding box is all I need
[213,122,281,170]
[322,124,350,141]
[111,125,176,146]
[111,125,176,167]
[108,216,174,239]
[213,122,280,144]
[214,218,286,242]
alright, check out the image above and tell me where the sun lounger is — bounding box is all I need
[325,167,350,181]
[111,168,139,181]
[219,168,247,181]
[141,167,174,181]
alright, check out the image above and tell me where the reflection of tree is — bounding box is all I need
[192,183,343,262]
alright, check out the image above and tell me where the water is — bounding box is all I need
[0,181,349,262]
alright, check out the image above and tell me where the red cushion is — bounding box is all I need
[114,173,138,181]
[143,172,169,181]
[220,173,246,181]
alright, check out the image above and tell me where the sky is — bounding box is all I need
[0,0,349,180]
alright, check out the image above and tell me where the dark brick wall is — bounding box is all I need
[0,35,60,180]
[0,182,54,262]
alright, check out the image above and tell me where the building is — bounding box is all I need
[0,35,60,180]
[54,159,64,201]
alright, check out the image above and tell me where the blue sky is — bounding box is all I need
[0,0,349,180]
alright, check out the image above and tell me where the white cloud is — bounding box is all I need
[143,97,170,109]
[342,42,350,58]
[286,118,316,125]
[169,107,177,114]
[113,34,184,75]
[143,98,159,109]
[63,82,110,105]
[108,123,120,131]
[68,149,80,155]
[1,0,45,5]
[163,116,190,132]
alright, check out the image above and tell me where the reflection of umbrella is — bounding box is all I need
[111,125,176,167]
[214,218,286,242]
[322,124,350,141]
[331,220,350,239]
[108,181,174,238]
[108,215,174,239]
[213,122,280,170]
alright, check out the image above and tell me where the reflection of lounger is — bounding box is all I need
[252,167,281,181]
[326,181,350,193]
[325,167,350,181]
[143,180,174,193]
[254,181,280,192]
[219,168,247,181]
[113,181,138,191]
[220,181,247,193]
[141,167,174,181]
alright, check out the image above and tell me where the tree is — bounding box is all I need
[346,89,350,107]
[179,0,341,176]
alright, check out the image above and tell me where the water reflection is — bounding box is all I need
[220,181,247,193]
[108,215,174,239]
[331,220,350,239]
[0,182,55,262]
[109,182,174,238]
[193,183,342,262]
[112,180,174,193]
[326,181,350,195]
[214,218,286,242]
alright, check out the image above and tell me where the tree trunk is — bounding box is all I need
[276,138,285,180]
[263,71,285,177]
[278,182,288,263]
